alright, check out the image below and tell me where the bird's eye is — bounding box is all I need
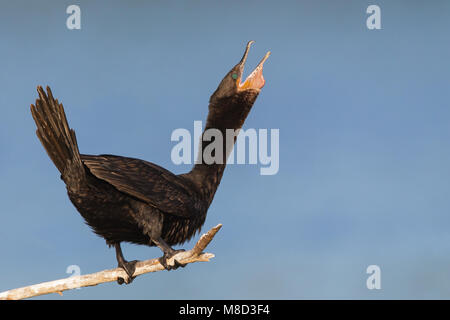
[231,73,238,80]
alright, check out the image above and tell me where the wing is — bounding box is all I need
[81,154,200,218]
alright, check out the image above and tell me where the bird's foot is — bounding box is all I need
[159,249,187,271]
[117,260,138,285]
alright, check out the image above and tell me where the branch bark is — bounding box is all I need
[0,224,222,300]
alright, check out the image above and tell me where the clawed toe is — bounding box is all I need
[117,260,138,285]
[159,250,186,271]
[173,259,187,269]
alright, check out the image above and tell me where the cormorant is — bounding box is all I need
[30,41,270,284]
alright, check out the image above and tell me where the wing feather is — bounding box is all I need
[81,154,200,218]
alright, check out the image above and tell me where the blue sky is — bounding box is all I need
[1,0,450,299]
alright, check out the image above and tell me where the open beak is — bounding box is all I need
[237,41,271,91]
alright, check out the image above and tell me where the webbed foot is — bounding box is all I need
[158,249,187,271]
[117,259,138,285]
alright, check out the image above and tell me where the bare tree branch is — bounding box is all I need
[0,224,222,300]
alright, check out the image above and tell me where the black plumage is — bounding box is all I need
[30,41,270,282]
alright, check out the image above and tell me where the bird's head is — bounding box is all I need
[211,41,270,102]
[208,41,270,129]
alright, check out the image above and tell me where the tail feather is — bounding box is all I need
[31,86,85,188]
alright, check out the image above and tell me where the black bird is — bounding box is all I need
[30,41,270,283]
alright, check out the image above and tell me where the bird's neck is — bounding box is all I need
[183,96,254,204]
[187,163,227,205]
